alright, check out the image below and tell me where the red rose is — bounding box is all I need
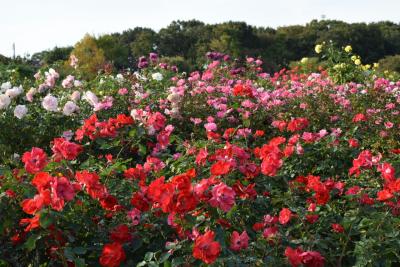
[99,242,126,267]
[230,230,249,251]
[22,147,48,174]
[192,230,221,264]
[110,224,132,244]
[377,189,393,201]
[331,223,344,233]
[279,208,292,225]
[300,251,325,267]
[287,118,309,132]
[52,138,83,162]
[210,161,231,176]
[285,246,303,267]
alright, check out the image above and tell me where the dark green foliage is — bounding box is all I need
[7,19,400,74]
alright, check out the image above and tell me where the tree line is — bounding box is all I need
[2,19,400,76]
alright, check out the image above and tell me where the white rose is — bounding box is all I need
[0,94,11,110]
[14,105,28,119]
[151,72,163,81]
[116,74,124,83]
[42,94,58,112]
[63,101,78,116]
[5,86,23,99]
[73,80,83,87]
[0,82,12,93]
[82,91,98,106]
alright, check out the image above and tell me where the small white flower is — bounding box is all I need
[14,105,28,119]
[115,74,124,83]
[151,72,163,81]
[63,101,78,116]
[73,80,83,87]
[42,94,58,112]
[0,94,11,110]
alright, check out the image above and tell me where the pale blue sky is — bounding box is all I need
[1,0,399,57]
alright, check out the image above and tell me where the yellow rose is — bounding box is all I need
[364,64,371,69]
[351,55,357,61]
[344,45,352,53]
[354,59,361,65]
[373,63,379,69]
[315,44,323,54]
[300,57,308,64]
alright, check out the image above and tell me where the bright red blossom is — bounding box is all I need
[22,147,48,174]
[99,242,126,267]
[192,231,221,264]
[279,208,292,225]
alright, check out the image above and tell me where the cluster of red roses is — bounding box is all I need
[19,138,82,232]
[285,246,325,267]
[75,114,133,141]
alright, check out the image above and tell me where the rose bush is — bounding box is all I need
[0,47,400,266]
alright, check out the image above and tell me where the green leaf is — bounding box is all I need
[139,144,147,156]
[64,247,75,260]
[73,247,87,255]
[129,129,137,137]
[171,257,185,267]
[74,258,86,267]
[24,234,41,252]
[39,211,53,229]
[144,252,154,261]
[159,252,171,263]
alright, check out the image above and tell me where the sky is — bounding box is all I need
[1,0,399,57]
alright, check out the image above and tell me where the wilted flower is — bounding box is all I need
[70,54,78,68]
[26,87,37,102]
[127,208,141,225]
[0,94,11,110]
[62,75,75,89]
[149,52,158,62]
[138,56,148,68]
[70,91,81,102]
